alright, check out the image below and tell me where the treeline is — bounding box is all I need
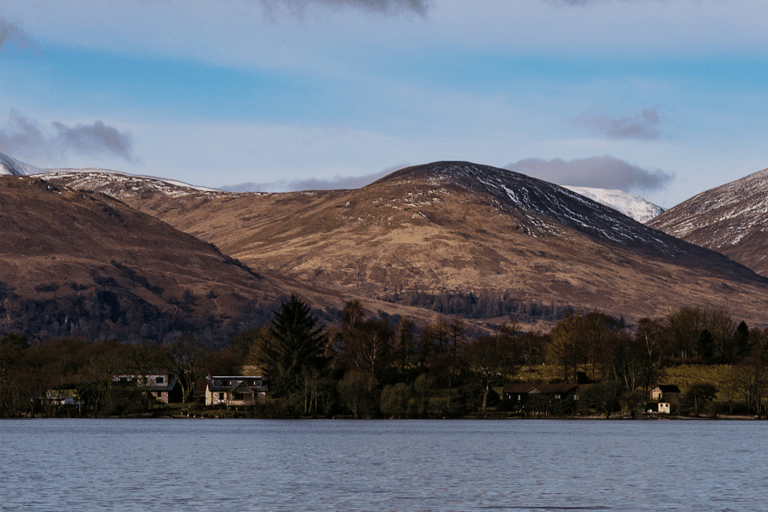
[2,297,768,419]
[385,289,575,321]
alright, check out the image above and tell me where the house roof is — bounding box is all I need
[114,372,179,392]
[504,383,538,394]
[504,382,578,395]
[533,383,579,395]
[206,376,266,393]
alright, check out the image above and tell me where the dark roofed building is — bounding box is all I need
[504,382,579,403]
[205,376,268,406]
[114,371,183,403]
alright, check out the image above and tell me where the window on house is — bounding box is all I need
[218,393,225,400]
[234,393,245,400]
[156,376,164,384]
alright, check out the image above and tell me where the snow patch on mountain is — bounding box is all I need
[563,186,665,224]
[0,153,44,176]
[649,167,768,250]
[38,169,227,199]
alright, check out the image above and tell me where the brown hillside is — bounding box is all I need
[0,176,290,342]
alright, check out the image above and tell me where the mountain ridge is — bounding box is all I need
[649,167,768,277]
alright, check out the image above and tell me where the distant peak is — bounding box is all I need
[563,186,665,224]
[0,153,43,176]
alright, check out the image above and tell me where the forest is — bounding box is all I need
[1,295,767,419]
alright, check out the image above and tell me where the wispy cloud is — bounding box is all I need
[0,110,134,164]
[505,155,673,192]
[221,164,406,192]
[52,120,134,162]
[0,18,38,51]
[573,107,663,140]
[543,0,658,5]
[256,0,430,16]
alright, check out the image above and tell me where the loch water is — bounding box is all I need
[1,419,766,511]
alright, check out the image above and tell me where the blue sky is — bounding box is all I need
[1,0,767,207]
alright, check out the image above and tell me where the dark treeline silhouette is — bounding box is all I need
[385,289,575,322]
[2,297,768,419]
[0,281,284,345]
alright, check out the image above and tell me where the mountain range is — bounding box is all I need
[0,152,768,335]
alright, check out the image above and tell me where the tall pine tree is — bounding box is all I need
[262,295,329,396]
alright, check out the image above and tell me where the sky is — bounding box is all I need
[1,0,767,208]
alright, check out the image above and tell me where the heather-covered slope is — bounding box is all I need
[45,161,768,326]
[0,176,288,342]
[649,167,768,277]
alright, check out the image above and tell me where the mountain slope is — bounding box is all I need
[0,175,290,342]
[649,167,768,277]
[44,161,768,327]
[563,186,664,224]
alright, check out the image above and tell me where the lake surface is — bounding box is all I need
[1,419,765,511]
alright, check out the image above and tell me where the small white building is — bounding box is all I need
[205,376,268,406]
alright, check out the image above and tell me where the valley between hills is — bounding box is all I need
[25,160,768,337]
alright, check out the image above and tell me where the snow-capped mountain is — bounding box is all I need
[375,162,678,250]
[562,186,665,224]
[0,152,44,176]
[649,167,768,277]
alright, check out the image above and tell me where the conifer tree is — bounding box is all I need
[262,295,329,397]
